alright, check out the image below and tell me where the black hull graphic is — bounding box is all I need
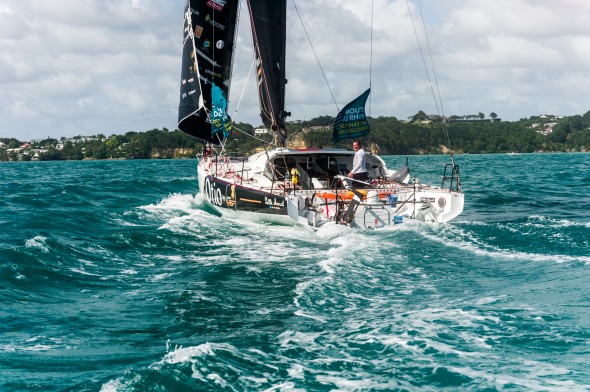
[201,175,287,215]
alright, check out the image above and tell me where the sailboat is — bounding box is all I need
[178,0,463,229]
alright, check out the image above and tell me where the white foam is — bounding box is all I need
[69,268,99,276]
[417,223,590,265]
[25,236,49,253]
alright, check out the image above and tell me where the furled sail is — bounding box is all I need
[247,0,289,147]
[332,88,371,143]
[178,0,239,145]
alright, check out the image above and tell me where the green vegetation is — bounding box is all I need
[291,111,590,154]
[2,111,590,161]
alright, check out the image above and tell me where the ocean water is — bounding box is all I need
[1,153,589,391]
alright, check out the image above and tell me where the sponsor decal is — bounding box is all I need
[264,196,285,209]
[203,176,228,207]
[203,69,222,79]
[206,0,226,12]
[194,25,203,38]
[205,14,226,30]
[201,40,211,53]
[227,184,236,207]
[216,40,224,49]
[420,197,436,203]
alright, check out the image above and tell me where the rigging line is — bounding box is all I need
[405,0,440,117]
[291,0,339,112]
[417,1,453,155]
[406,0,455,161]
[418,2,443,117]
[230,0,249,124]
[232,59,256,124]
[247,2,276,125]
[369,0,374,117]
[230,123,272,145]
[186,7,205,111]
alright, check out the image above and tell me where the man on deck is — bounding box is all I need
[348,140,368,185]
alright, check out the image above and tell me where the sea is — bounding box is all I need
[1,153,589,391]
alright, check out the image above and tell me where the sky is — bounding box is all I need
[1,0,589,141]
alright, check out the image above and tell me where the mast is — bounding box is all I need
[247,0,290,147]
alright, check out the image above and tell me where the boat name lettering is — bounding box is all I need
[264,196,285,207]
[204,176,226,207]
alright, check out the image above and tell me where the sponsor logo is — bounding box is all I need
[206,0,226,12]
[194,25,203,38]
[203,176,227,207]
[203,68,222,79]
[216,40,224,49]
[438,197,446,208]
[200,41,211,53]
[420,197,436,203]
[205,14,226,30]
[264,196,285,208]
[227,184,236,207]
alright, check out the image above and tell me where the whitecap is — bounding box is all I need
[25,236,49,253]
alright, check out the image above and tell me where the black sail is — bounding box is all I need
[178,0,239,145]
[247,0,289,146]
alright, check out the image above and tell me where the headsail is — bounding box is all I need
[178,0,239,145]
[332,88,371,143]
[247,0,289,147]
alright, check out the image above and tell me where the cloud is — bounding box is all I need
[1,0,589,141]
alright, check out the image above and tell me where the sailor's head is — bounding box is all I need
[352,140,361,150]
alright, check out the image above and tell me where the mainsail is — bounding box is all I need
[247,0,289,147]
[178,0,239,145]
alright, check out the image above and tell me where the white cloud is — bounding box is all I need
[1,0,589,141]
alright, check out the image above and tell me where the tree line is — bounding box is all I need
[2,111,590,161]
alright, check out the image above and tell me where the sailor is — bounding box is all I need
[348,140,368,185]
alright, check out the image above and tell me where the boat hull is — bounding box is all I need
[197,148,464,228]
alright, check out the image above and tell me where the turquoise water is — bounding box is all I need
[1,154,589,391]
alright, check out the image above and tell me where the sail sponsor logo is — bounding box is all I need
[343,106,365,122]
[203,176,228,207]
[200,39,211,53]
[206,0,226,12]
[203,69,222,79]
[194,25,203,38]
[205,14,226,30]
